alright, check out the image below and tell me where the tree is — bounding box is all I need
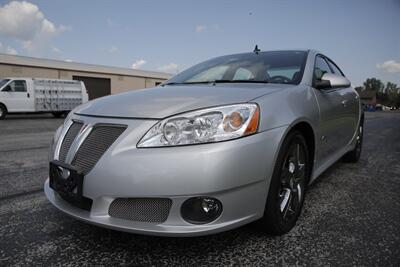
[385,82,398,92]
[363,78,384,92]
[386,82,399,107]
[362,78,400,107]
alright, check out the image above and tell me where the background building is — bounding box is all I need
[356,89,377,107]
[0,54,171,100]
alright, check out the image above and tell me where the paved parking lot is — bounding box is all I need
[0,112,399,266]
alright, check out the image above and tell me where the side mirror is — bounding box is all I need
[2,85,12,92]
[315,73,351,90]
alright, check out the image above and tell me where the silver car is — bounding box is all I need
[44,50,363,236]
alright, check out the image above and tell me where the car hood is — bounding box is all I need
[75,83,291,119]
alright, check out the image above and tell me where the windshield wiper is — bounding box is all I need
[211,79,269,84]
[163,80,269,86]
[163,81,211,86]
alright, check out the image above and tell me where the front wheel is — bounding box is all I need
[258,131,310,235]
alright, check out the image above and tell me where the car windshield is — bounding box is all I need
[166,51,307,85]
[0,79,10,89]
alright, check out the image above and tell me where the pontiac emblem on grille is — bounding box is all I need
[57,166,70,179]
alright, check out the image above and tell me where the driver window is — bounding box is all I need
[233,68,255,80]
[314,56,332,80]
[8,80,27,92]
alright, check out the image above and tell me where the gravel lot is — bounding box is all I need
[0,112,399,266]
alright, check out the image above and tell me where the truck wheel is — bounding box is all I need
[52,112,64,118]
[0,105,7,120]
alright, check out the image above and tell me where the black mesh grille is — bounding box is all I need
[59,122,83,162]
[71,125,126,174]
[108,198,172,223]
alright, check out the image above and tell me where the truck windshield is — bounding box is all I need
[0,79,10,89]
[165,51,307,85]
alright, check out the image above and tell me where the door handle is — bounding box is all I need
[27,93,30,98]
[341,100,348,107]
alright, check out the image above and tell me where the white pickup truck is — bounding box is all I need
[0,78,89,119]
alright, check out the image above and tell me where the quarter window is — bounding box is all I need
[314,56,332,80]
[326,59,344,76]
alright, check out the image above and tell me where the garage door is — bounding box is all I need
[73,76,111,100]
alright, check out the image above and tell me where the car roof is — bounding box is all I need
[221,49,322,58]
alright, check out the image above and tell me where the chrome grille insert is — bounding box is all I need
[58,121,83,162]
[71,125,126,174]
[108,198,172,223]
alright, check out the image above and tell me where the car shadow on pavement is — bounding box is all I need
[2,115,61,120]
[53,217,268,262]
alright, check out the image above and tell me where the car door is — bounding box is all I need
[312,55,348,163]
[326,58,360,143]
[1,80,33,112]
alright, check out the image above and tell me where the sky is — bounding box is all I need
[0,0,399,87]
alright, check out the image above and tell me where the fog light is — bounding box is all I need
[181,197,222,224]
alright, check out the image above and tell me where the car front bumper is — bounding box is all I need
[44,115,287,236]
[45,178,267,236]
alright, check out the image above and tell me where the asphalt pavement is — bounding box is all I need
[0,112,399,266]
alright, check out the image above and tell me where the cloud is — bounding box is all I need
[377,60,400,73]
[0,42,18,55]
[51,46,60,53]
[196,24,221,33]
[131,59,146,69]
[0,1,69,53]
[196,25,206,33]
[64,59,72,62]
[157,63,178,74]
[109,46,118,53]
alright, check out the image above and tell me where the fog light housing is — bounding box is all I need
[181,197,222,224]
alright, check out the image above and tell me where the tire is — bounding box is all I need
[0,104,7,120]
[52,112,64,118]
[258,131,310,235]
[342,116,364,163]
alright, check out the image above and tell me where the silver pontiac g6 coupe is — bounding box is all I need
[45,50,363,236]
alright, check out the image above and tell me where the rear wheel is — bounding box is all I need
[0,105,7,120]
[342,117,364,163]
[258,131,310,235]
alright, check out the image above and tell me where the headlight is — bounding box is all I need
[137,103,260,147]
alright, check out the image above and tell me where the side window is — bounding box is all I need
[8,80,27,92]
[326,59,344,76]
[314,56,332,80]
[233,67,255,80]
